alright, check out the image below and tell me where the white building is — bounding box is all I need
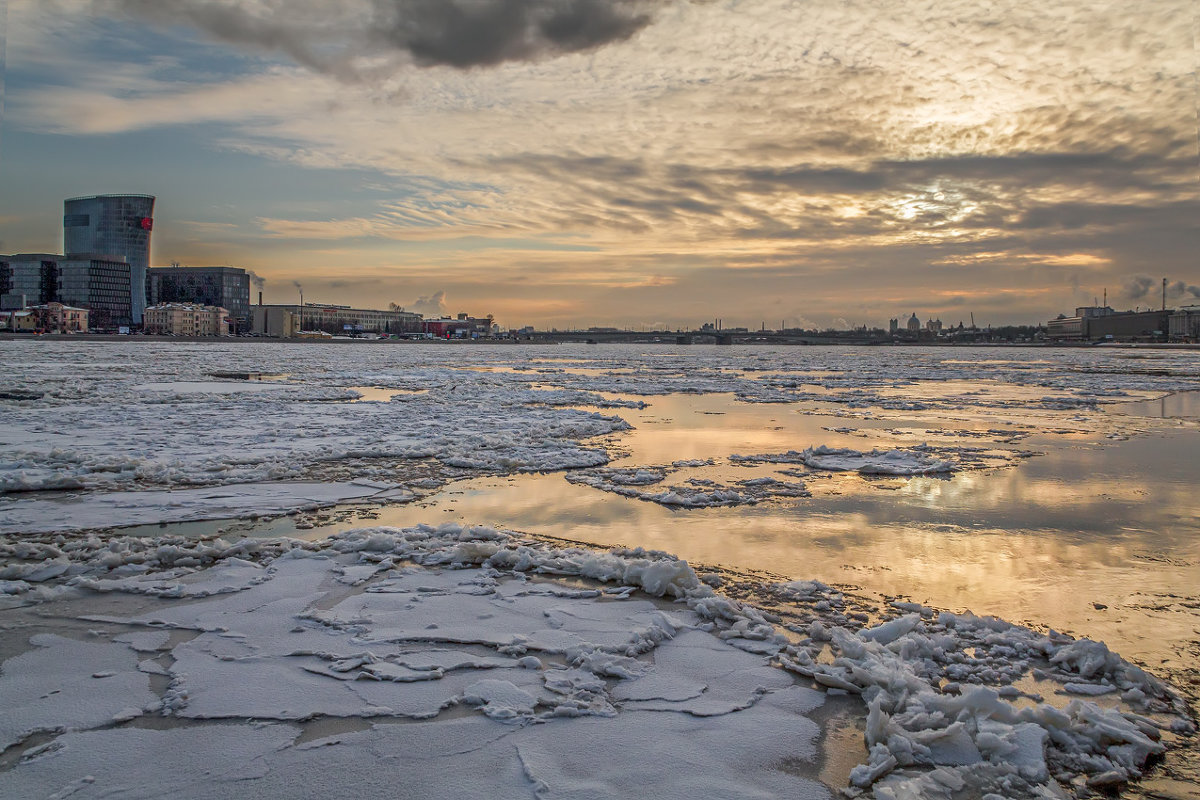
[1169,306,1200,341]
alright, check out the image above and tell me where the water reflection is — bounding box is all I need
[89,375,1200,794]
[267,393,1198,684]
[1115,390,1200,419]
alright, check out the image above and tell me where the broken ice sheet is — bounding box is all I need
[0,634,158,751]
[566,464,810,508]
[0,526,834,799]
[731,445,957,475]
[0,524,1192,800]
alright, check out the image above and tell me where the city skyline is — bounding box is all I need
[1,0,1197,330]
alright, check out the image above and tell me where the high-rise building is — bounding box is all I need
[0,253,132,329]
[63,195,155,323]
[149,266,250,331]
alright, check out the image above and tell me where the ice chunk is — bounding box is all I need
[462,679,538,720]
[0,634,157,750]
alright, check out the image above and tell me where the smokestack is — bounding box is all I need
[1163,277,1167,311]
[258,291,263,306]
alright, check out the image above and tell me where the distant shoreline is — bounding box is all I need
[3,333,1198,349]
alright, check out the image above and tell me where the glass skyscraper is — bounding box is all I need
[64,194,155,323]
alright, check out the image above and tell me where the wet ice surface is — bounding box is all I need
[0,481,413,535]
[0,527,835,799]
[2,342,1190,519]
[0,525,1191,799]
[2,341,1199,798]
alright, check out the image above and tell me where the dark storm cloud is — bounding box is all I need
[377,0,657,68]
[101,0,665,76]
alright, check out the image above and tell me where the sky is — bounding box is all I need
[0,0,1196,330]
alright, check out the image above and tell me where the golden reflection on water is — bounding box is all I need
[316,390,1199,678]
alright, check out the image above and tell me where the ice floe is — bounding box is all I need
[0,525,831,799]
[730,445,957,475]
[0,524,1190,799]
[0,480,413,535]
[1,341,1188,529]
[565,465,809,507]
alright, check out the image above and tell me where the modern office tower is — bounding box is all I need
[63,195,155,323]
[148,266,250,331]
[0,253,132,329]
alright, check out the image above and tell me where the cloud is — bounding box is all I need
[98,0,666,79]
[6,0,1197,330]
[410,290,449,317]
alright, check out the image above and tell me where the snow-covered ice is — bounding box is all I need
[1,341,1196,797]
[732,445,957,475]
[0,525,833,799]
[2,341,1190,527]
[0,524,1191,799]
[566,465,810,507]
[0,480,412,535]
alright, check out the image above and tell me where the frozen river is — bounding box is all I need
[1,340,1197,798]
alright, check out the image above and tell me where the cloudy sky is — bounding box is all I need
[1,0,1196,329]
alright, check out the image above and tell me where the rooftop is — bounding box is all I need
[65,194,156,202]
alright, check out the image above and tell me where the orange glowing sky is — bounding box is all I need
[1,0,1196,328]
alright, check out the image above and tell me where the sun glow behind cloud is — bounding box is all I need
[0,0,1195,327]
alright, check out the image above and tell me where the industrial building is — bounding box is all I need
[1086,310,1169,341]
[63,194,155,324]
[0,253,132,329]
[424,313,495,338]
[251,306,300,338]
[253,303,422,336]
[149,266,251,331]
[1046,315,1084,341]
[1046,306,1170,342]
[143,303,232,336]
